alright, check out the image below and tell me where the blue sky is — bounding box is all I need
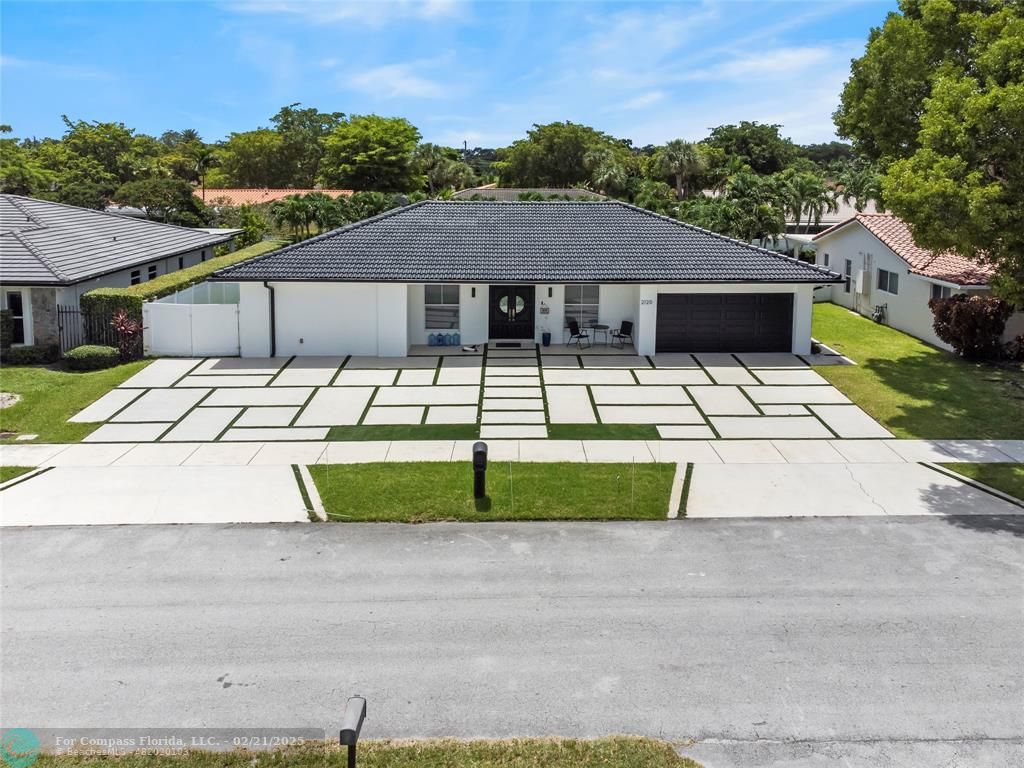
[1,0,897,147]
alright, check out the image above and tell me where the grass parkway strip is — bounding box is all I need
[307,461,676,522]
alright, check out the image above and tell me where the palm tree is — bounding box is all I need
[190,145,218,202]
[837,164,884,211]
[589,156,627,196]
[271,195,313,241]
[655,139,705,200]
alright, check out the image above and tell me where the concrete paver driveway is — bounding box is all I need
[65,345,892,443]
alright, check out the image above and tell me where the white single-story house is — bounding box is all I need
[812,212,1023,350]
[213,200,840,358]
[0,194,239,349]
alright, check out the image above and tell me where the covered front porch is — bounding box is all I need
[407,282,640,353]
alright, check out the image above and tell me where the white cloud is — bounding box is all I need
[225,0,464,27]
[681,47,837,82]
[0,54,111,81]
[347,59,447,99]
[611,90,666,111]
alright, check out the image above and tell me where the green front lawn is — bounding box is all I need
[0,360,150,443]
[0,466,33,483]
[308,461,676,522]
[941,463,1024,501]
[36,738,700,768]
[812,303,1024,439]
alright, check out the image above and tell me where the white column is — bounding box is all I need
[791,285,813,355]
[636,285,658,356]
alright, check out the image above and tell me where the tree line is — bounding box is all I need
[0,106,875,245]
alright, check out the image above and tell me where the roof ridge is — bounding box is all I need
[212,199,432,278]
[612,199,841,280]
[11,231,68,282]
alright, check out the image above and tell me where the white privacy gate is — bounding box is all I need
[143,302,240,357]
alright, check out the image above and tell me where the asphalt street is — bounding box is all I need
[2,516,1022,767]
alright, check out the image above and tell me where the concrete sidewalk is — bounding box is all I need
[2,438,1022,467]
[687,462,1023,517]
[0,466,309,526]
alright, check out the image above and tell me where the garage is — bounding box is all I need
[655,293,793,353]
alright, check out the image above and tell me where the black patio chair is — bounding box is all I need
[611,320,633,349]
[567,318,591,349]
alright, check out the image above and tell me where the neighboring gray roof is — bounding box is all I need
[215,201,841,284]
[452,187,606,201]
[0,194,236,285]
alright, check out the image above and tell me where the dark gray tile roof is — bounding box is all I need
[215,200,843,284]
[0,194,236,285]
[452,187,607,201]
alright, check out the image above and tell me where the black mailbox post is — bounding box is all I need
[472,441,488,499]
[339,696,367,768]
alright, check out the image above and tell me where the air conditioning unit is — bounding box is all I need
[855,270,871,295]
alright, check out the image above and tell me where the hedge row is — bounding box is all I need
[65,344,120,371]
[80,238,286,318]
[1,343,60,365]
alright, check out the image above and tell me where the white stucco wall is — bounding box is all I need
[238,282,408,357]
[635,283,815,356]
[811,224,1012,351]
[238,282,271,357]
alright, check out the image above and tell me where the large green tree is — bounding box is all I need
[703,122,796,175]
[837,0,1024,303]
[320,115,422,192]
[271,103,345,187]
[654,139,706,200]
[217,129,292,188]
[495,122,626,187]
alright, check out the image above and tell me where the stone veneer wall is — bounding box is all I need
[30,287,59,348]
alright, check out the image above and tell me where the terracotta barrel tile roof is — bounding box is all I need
[194,188,353,206]
[815,213,995,286]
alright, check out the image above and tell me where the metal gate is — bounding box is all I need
[57,305,122,353]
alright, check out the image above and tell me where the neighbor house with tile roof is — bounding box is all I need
[0,194,239,350]
[195,188,353,206]
[213,200,840,358]
[812,212,1022,350]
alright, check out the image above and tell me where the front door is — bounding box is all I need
[489,285,535,340]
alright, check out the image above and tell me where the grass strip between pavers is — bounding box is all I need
[546,423,660,440]
[308,461,676,522]
[32,737,702,768]
[327,424,481,441]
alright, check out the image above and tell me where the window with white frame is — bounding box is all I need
[930,284,952,301]
[877,268,899,295]
[147,264,157,281]
[564,284,600,328]
[425,284,459,329]
[822,252,830,268]
[130,269,141,285]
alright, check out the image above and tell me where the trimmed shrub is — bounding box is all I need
[1,343,60,365]
[930,294,1013,359]
[64,345,120,371]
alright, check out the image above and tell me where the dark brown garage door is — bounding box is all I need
[656,293,793,353]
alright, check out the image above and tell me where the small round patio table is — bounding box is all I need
[589,324,610,345]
